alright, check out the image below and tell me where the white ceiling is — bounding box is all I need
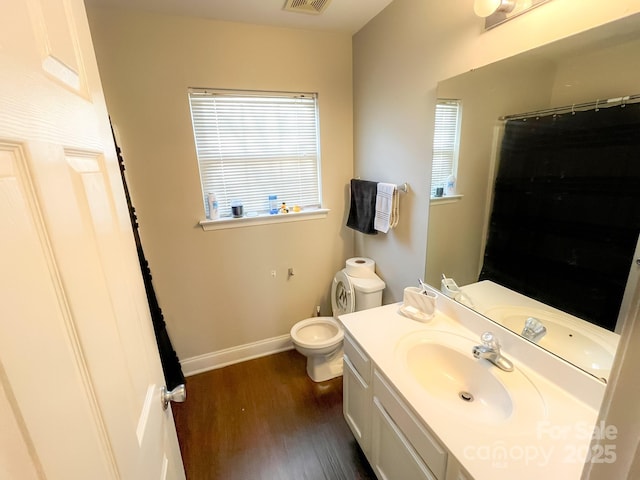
[84,0,395,34]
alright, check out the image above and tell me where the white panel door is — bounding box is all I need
[0,0,185,478]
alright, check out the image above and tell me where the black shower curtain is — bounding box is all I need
[479,102,640,330]
[112,126,185,390]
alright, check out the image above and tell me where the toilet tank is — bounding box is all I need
[351,275,386,311]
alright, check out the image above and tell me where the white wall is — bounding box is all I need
[87,8,355,367]
[87,2,640,366]
[353,0,640,302]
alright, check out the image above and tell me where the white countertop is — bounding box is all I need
[339,294,604,480]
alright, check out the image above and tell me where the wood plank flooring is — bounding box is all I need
[172,349,376,480]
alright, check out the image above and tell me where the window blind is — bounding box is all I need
[431,100,461,196]
[188,89,321,218]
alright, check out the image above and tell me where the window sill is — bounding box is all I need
[199,208,330,231]
[430,194,463,205]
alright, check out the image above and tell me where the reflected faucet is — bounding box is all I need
[521,317,547,343]
[472,331,514,372]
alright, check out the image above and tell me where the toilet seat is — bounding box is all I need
[332,269,355,315]
[290,317,344,351]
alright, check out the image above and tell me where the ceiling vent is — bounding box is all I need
[283,0,332,15]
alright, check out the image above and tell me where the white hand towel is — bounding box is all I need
[390,186,400,229]
[374,183,398,233]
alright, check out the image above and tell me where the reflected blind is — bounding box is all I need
[431,100,461,196]
[189,89,321,217]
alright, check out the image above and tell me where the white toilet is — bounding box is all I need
[290,263,385,382]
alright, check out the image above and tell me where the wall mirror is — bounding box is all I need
[425,13,640,383]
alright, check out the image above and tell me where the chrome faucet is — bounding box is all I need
[521,317,546,343]
[472,331,514,372]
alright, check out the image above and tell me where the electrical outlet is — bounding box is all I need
[270,270,276,278]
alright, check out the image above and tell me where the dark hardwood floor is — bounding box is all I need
[172,349,376,480]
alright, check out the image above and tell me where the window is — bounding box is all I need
[431,99,461,198]
[188,89,322,219]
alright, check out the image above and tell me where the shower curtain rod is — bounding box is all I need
[499,93,640,121]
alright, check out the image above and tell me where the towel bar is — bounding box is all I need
[354,178,409,193]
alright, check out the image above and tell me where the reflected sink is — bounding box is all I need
[395,330,546,427]
[483,306,616,378]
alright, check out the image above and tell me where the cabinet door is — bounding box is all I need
[343,355,371,456]
[371,398,437,480]
[373,371,447,479]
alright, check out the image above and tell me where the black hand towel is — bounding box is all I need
[346,179,378,235]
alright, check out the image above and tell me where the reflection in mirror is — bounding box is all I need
[426,14,640,382]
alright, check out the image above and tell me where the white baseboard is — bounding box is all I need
[180,334,294,377]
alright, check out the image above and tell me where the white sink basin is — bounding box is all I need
[395,330,546,427]
[483,306,616,379]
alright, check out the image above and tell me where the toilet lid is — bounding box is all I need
[332,269,355,316]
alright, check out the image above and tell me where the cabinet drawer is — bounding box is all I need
[373,370,447,480]
[344,333,371,383]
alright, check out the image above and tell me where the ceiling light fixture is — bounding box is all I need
[473,0,516,18]
[474,0,552,30]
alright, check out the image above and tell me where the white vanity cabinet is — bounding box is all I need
[341,302,603,480]
[343,334,453,480]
